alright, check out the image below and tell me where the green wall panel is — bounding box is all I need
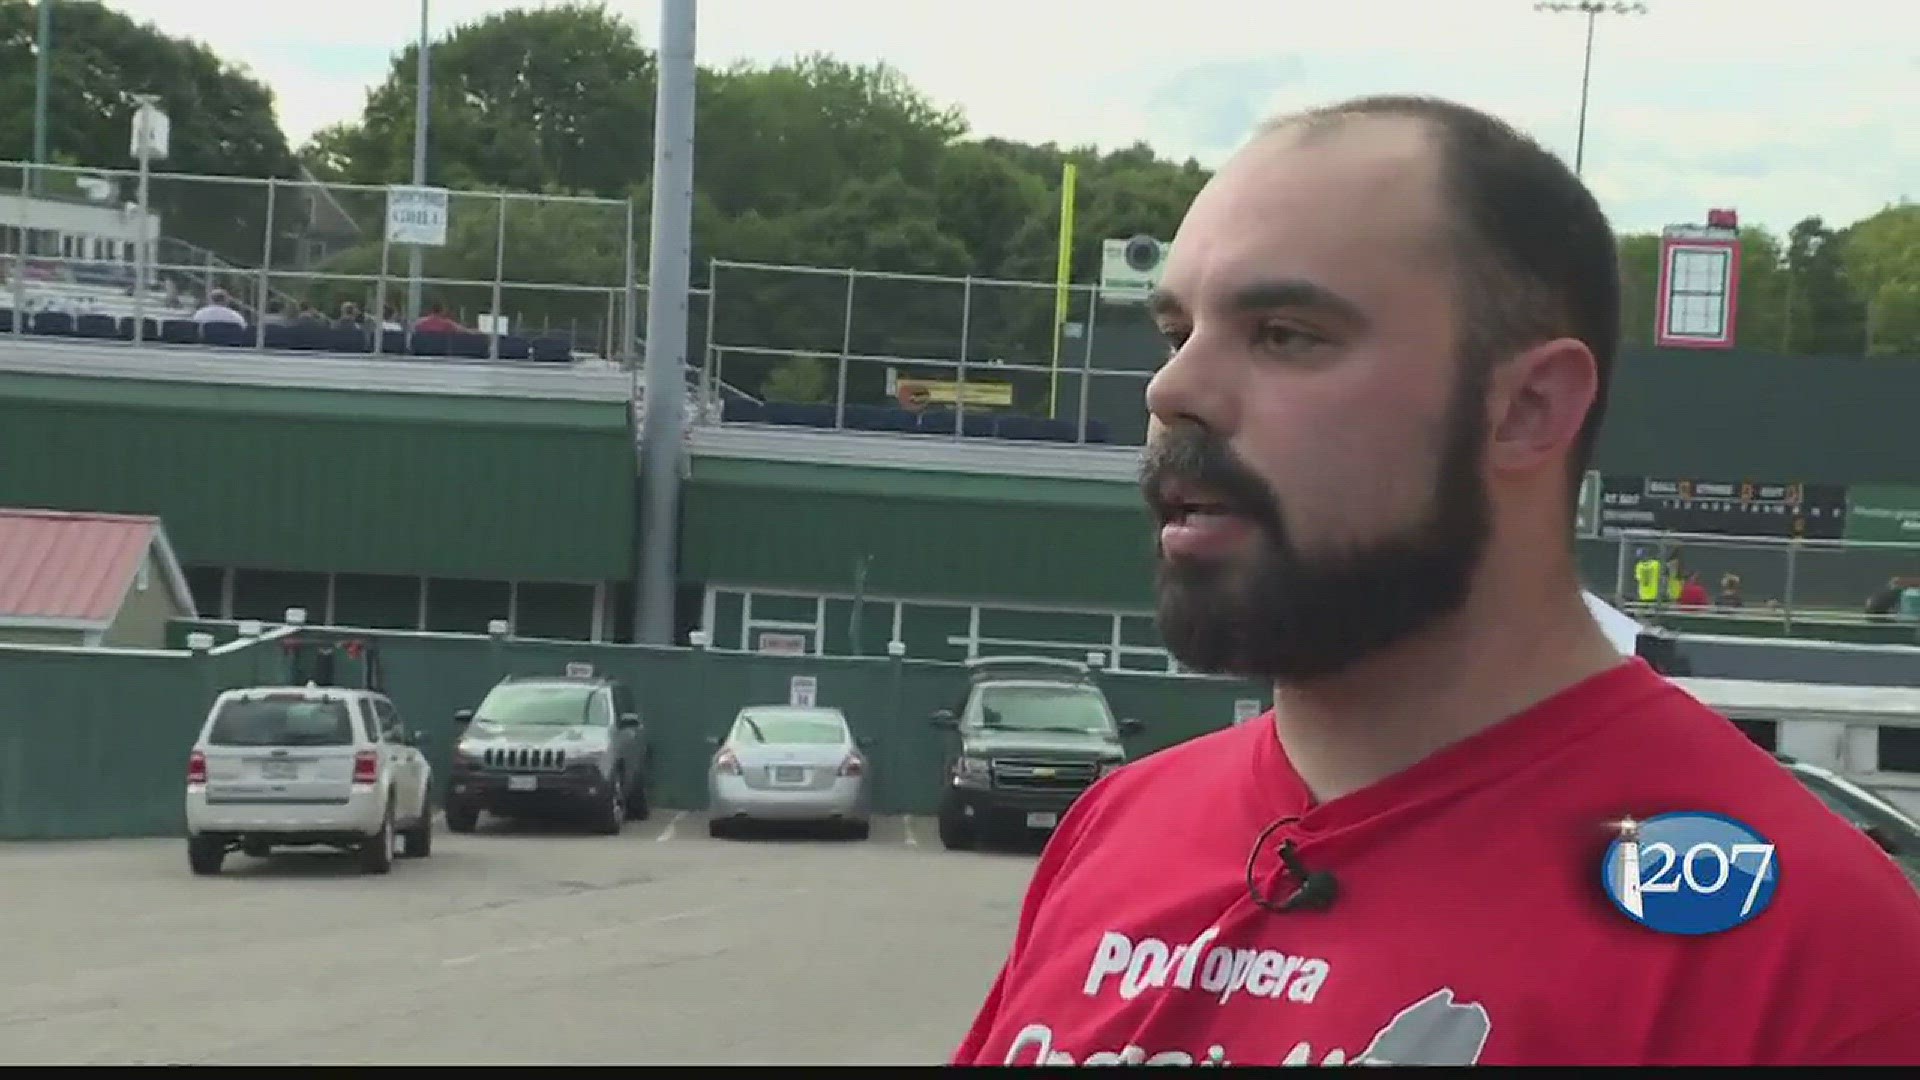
[682,470,1156,608]
[0,373,635,582]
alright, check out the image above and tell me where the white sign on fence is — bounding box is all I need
[565,662,593,678]
[789,675,818,708]
[385,185,450,246]
[130,103,171,160]
[1233,698,1264,725]
[757,632,807,656]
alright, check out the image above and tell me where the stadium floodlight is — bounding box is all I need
[1534,1,1649,175]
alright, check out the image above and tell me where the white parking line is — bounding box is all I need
[655,809,688,842]
[901,816,918,847]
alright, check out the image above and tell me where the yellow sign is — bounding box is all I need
[895,378,1013,409]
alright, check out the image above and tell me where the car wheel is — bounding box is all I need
[188,834,226,876]
[938,808,975,851]
[359,804,396,874]
[593,773,626,835]
[241,839,271,859]
[444,799,479,833]
[847,820,871,842]
[624,773,651,821]
[401,803,433,858]
[707,816,732,840]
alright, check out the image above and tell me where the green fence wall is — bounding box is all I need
[3,622,1265,839]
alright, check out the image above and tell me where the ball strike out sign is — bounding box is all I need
[1654,208,1742,350]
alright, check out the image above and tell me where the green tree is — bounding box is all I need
[0,0,294,265]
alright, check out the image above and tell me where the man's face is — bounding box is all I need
[1140,119,1494,685]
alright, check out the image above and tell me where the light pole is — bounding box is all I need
[405,0,431,324]
[32,1,52,178]
[1534,1,1647,175]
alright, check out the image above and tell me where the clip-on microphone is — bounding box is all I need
[1245,817,1340,914]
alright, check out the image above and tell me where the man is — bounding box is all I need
[190,288,247,327]
[950,96,1920,1067]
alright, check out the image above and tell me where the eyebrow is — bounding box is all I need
[1149,279,1371,329]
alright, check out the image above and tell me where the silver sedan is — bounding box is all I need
[706,706,872,839]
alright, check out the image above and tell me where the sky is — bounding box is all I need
[100,0,1920,238]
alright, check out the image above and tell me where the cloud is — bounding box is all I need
[88,0,1919,237]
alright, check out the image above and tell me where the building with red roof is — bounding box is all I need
[0,507,197,650]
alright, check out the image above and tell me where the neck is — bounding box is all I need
[1270,557,1626,804]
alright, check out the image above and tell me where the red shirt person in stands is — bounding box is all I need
[950,96,1920,1067]
[412,303,465,334]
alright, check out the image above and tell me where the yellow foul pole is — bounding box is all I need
[1047,161,1077,420]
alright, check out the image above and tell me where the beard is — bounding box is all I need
[1141,366,1494,686]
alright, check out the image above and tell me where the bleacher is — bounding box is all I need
[0,305,577,363]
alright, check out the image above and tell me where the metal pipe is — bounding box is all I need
[489,192,506,360]
[405,0,431,323]
[834,269,854,430]
[32,1,52,179]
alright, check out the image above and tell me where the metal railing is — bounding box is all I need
[1598,529,1920,638]
[1,160,646,362]
[698,258,1165,447]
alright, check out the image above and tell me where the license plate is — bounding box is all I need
[1026,812,1059,829]
[260,761,298,780]
[508,774,538,792]
[772,766,807,785]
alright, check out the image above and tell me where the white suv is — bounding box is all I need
[185,685,435,875]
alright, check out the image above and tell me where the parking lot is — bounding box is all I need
[0,812,1040,1065]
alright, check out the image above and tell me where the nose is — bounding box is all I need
[1145,338,1232,435]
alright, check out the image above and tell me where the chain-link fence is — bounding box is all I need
[702,259,1161,445]
[1597,529,1920,635]
[1,160,658,362]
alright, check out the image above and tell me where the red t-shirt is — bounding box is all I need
[951,658,1920,1066]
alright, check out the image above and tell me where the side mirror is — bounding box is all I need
[1864,823,1904,856]
[617,713,641,730]
[410,728,431,745]
[453,708,474,725]
[1119,718,1144,737]
[856,735,876,749]
[930,709,957,729]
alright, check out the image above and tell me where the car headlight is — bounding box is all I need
[953,755,992,786]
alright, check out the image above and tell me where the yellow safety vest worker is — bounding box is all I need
[1634,559,1662,601]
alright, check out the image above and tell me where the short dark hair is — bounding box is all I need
[1262,95,1620,496]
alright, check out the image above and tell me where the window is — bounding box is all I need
[374,699,405,742]
[587,691,615,728]
[209,696,354,747]
[733,709,849,745]
[966,685,1116,735]
[476,682,593,727]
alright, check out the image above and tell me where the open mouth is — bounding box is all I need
[1156,481,1236,525]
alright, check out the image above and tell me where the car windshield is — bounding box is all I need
[476,683,591,726]
[734,710,848,745]
[209,696,354,746]
[968,684,1114,734]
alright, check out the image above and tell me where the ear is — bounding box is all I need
[1486,339,1596,476]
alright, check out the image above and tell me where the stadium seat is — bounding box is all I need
[75,313,118,339]
[917,408,957,435]
[160,319,199,345]
[995,414,1050,442]
[498,334,532,361]
[409,330,452,356]
[448,331,492,359]
[376,328,409,355]
[843,403,896,431]
[1084,418,1112,444]
[201,321,249,347]
[0,309,12,333]
[529,337,572,363]
[324,327,370,353]
[119,316,157,342]
[31,311,75,336]
[764,402,836,428]
[959,411,994,438]
[721,399,767,423]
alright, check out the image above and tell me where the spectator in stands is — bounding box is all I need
[1716,572,1744,608]
[262,300,296,327]
[412,302,465,334]
[1677,572,1710,608]
[335,301,370,329]
[191,288,247,328]
[380,304,404,334]
[294,302,326,326]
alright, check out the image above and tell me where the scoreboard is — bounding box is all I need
[1596,475,1849,540]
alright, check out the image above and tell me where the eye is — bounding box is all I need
[1157,324,1191,355]
[1254,320,1320,355]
